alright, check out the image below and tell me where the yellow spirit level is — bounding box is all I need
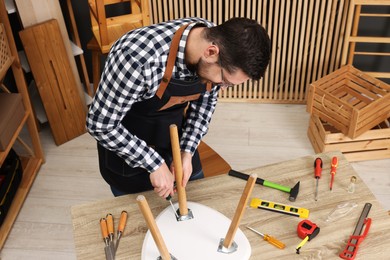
[250,198,310,218]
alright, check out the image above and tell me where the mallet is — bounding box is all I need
[228,170,300,201]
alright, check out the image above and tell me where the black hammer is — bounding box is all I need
[228,170,300,201]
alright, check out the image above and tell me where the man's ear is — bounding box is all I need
[203,43,219,63]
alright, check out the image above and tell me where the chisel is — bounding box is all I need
[106,214,115,257]
[115,211,128,254]
[100,218,114,260]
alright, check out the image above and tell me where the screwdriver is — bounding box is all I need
[166,195,179,219]
[115,210,128,253]
[329,156,338,191]
[314,157,323,201]
[246,226,285,249]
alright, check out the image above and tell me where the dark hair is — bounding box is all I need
[204,17,271,80]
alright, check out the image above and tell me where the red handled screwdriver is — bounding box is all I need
[314,158,322,201]
[329,156,338,191]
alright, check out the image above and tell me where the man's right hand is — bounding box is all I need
[149,163,175,198]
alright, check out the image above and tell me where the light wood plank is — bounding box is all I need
[14,0,86,109]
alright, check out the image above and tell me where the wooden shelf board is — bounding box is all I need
[0,111,29,165]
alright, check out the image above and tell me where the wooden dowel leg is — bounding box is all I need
[169,124,188,216]
[136,195,171,260]
[223,173,257,249]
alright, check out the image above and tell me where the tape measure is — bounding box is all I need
[249,198,310,218]
[296,219,320,254]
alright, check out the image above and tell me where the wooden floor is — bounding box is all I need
[1,103,389,259]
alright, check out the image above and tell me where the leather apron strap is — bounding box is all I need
[156,23,191,98]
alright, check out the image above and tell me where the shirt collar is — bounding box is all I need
[176,22,207,77]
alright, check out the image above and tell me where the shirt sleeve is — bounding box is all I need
[86,50,164,173]
[180,85,220,154]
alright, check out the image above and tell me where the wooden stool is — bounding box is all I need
[198,141,231,178]
[87,0,151,92]
[86,37,106,93]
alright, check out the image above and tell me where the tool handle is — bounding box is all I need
[314,158,322,178]
[106,214,114,236]
[340,218,372,259]
[100,218,109,240]
[228,170,265,185]
[331,156,338,174]
[170,124,188,216]
[118,211,128,233]
[229,170,291,193]
[264,234,286,249]
[263,180,291,193]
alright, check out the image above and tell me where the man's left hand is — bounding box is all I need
[170,151,193,188]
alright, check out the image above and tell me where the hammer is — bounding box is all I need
[228,170,300,202]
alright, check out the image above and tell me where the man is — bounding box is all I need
[86,17,271,198]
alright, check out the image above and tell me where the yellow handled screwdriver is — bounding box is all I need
[246,226,285,249]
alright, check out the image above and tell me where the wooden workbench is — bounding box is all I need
[71,151,390,259]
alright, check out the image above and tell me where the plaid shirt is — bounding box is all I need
[86,18,219,173]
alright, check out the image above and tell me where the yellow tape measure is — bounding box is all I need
[250,198,310,218]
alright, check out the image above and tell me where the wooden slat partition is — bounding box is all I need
[149,0,351,103]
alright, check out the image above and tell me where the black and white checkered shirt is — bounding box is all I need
[86,18,219,173]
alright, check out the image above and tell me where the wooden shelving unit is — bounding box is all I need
[341,0,390,80]
[0,0,44,249]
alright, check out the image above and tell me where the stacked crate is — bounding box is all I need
[306,65,390,161]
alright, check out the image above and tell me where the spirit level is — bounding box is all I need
[249,198,310,218]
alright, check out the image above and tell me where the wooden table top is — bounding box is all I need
[71,151,390,259]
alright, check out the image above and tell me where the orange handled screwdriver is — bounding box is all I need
[314,158,323,201]
[329,156,338,191]
[115,211,128,253]
[247,226,285,249]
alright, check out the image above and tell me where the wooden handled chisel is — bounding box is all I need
[100,218,114,260]
[106,214,115,259]
[115,211,128,254]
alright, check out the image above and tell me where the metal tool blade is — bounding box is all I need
[346,203,372,256]
[115,232,122,254]
[104,244,114,260]
[168,199,179,219]
[109,242,115,260]
[246,226,265,238]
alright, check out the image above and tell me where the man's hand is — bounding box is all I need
[149,163,175,198]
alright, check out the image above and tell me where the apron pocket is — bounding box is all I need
[101,145,146,177]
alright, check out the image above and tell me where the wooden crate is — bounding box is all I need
[308,115,390,162]
[306,65,390,139]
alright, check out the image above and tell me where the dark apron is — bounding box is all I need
[98,24,212,194]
